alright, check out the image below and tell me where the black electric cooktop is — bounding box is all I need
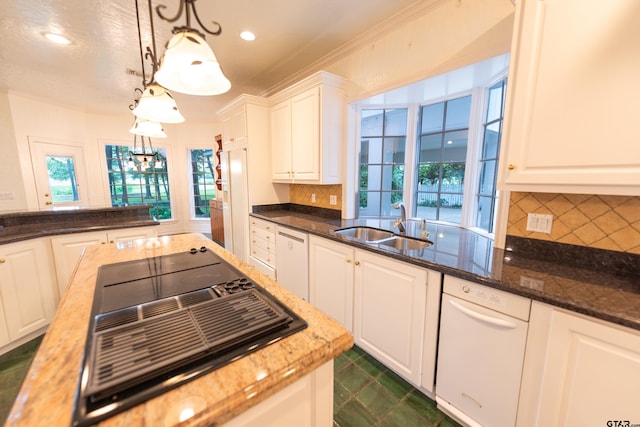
[72,247,307,427]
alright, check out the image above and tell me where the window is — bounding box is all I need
[415,96,471,223]
[189,149,216,218]
[476,79,507,233]
[359,109,407,217]
[104,144,172,220]
[45,155,79,203]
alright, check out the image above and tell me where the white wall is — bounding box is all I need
[0,92,27,211]
[5,91,220,235]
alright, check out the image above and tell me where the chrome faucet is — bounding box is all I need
[393,202,406,234]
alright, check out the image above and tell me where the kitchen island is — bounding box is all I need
[5,233,353,427]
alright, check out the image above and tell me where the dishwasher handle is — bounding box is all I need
[448,298,518,329]
[277,231,305,244]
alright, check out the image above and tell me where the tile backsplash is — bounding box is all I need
[290,184,342,211]
[507,192,640,254]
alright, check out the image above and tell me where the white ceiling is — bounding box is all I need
[0,0,423,122]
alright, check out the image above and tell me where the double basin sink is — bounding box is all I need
[334,226,432,252]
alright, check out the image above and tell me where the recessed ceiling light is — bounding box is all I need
[240,31,256,41]
[43,32,72,45]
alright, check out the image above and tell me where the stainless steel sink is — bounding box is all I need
[334,226,395,242]
[379,235,432,251]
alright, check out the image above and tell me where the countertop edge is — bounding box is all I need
[250,212,640,332]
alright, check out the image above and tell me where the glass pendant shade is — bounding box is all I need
[155,30,231,96]
[129,118,167,138]
[132,83,185,123]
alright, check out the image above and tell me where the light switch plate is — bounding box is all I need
[329,195,337,205]
[526,213,553,233]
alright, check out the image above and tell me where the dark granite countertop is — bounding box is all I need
[251,206,640,331]
[0,206,159,245]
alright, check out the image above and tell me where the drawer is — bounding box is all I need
[251,235,274,253]
[251,246,276,267]
[250,218,275,234]
[251,226,275,242]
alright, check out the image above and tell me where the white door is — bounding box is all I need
[30,140,89,209]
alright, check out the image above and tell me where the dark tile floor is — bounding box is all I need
[0,335,43,424]
[334,345,460,427]
[1,337,459,427]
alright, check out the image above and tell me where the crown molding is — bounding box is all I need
[261,0,451,97]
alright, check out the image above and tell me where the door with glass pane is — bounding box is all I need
[31,140,89,209]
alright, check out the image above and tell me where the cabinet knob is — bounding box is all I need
[101,241,106,244]
[355,261,360,266]
[346,258,352,263]
[507,164,515,170]
[45,201,53,205]
[0,258,5,263]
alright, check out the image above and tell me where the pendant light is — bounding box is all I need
[130,0,184,124]
[129,117,167,138]
[132,83,184,123]
[154,0,231,96]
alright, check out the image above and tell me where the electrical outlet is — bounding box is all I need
[311,193,316,203]
[329,195,337,205]
[526,213,553,233]
[0,192,15,200]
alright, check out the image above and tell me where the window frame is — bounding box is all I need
[187,147,217,220]
[100,140,176,222]
[355,74,507,236]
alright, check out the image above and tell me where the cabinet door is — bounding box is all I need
[291,87,320,181]
[309,236,354,332]
[271,100,292,181]
[222,106,247,149]
[0,297,8,347]
[354,250,427,385]
[500,0,640,195]
[0,239,56,341]
[50,231,106,296]
[517,303,640,426]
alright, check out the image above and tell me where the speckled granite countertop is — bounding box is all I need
[251,208,640,331]
[6,233,352,427]
[0,206,159,245]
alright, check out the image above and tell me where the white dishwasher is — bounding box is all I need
[275,225,309,300]
[436,276,531,427]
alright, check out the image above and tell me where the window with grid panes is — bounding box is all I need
[190,149,216,218]
[104,144,172,220]
[415,96,471,224]
[359,109,407,217]
[476,79,507,233]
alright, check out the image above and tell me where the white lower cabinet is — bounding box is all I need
[50,227,157,296]
[309,236,355,332]
[0,238,57,348]
[310,235,440,388]
[224,361,333,427]
[354,250,431,387]
[517,302,640,426]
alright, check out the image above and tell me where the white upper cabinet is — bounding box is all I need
[270,71,347,184]
[499,0,640,195]
[221,103,248,149]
